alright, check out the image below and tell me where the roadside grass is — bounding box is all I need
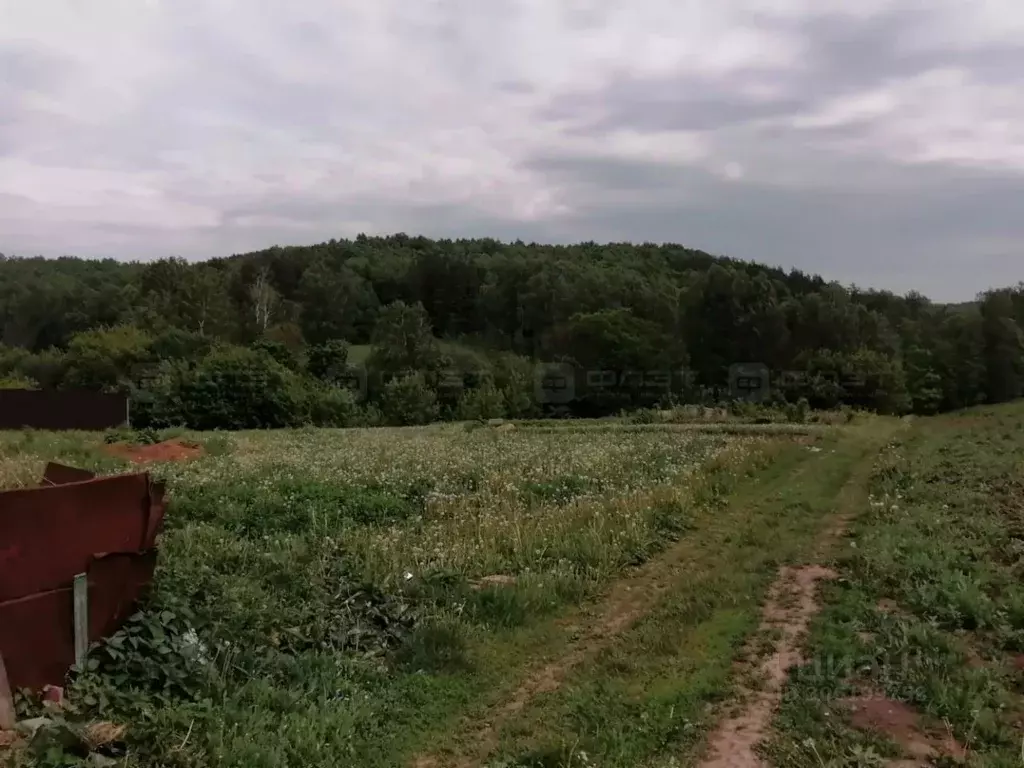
[765,403,1024,768]
[2,422,792,767]
[471,419,900,768]
[510,422,829,437]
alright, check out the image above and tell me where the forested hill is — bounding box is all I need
[0,234,1022,423]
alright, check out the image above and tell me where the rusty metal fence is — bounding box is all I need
[0,463,164,690]
[0,390,128,430]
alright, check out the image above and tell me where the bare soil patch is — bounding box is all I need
[0,730,22,748]
[843,694,966,764]
[103,439,204,464]
[697,564,837,768]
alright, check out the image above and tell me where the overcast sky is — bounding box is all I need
[2,1,1023,301]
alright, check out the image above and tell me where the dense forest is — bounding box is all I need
[0,234,1022,427]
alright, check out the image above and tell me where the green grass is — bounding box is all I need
[346,344,372,366]
[766,403,1024,768]
[465,419,901,768]
[22,408,1013,768]
[1,421,786,767]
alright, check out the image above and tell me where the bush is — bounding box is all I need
[15,347,66,389]
[149,327,214,362]
[63,325,153,393]
[134,346,307,430]
[305,384,362,427]
[455,383,506,421]
[378,373,439,426]
[251,338,298,370]
[307,340,350,383]
[785,397,810,423]
[104,426,160,445]
[0,374,37,389]
[128,359,190,428]
[629,407,659,424]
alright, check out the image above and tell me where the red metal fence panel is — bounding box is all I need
[0,465,164,690]
[0,390,128,430]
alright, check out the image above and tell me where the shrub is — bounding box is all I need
[149,327,214,362]
[455,383,507,421]
[629,407,659,424]
[0,374,37,389]
[785,397,810,423]
[307,339,350,383]
[305,384,362,427]
[15,347,66,389]
[63,325,153,393]
[251,338,298,370]
[136,346,306,430]
[378,373,439,426]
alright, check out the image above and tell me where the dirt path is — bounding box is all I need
[412,506,777,768]
[412,559,683,768]
[412,421,901,768]
[695,422,903,768]
[411,444,822,768]
[697,564,837,768]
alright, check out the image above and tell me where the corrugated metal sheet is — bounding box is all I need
[0,390,128,430]
[0,464,164,690]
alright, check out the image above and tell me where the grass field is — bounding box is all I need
[2,406,1023,767]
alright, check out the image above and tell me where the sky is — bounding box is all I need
[2,1,1023,302]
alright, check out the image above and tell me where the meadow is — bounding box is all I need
[3,406,1023,768]
[1,422,775,767]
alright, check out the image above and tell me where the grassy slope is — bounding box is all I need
[767,403,1024,768]
[0,424,760,767]
[0,416,910,768]
[450,419,902,768]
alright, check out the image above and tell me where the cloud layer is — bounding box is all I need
[3,0,1023,300]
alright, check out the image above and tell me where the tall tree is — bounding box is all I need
[980,289,1024,403]
[297,258,379,344]
[367,301,443,378]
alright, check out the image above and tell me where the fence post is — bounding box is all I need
[0,651,14,729]
[73,573,89,669]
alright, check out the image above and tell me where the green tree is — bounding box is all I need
[562,308,668,372]
[251,338,298,370]
[136,258,235,338]
[367,301,443,378]
[980,290,1024,403]
[305,384,363,427]
[378,373,439,426]
[170,346,306,429]
[298,259,379,344]
[307,340,351,383]
[63,325,153,392]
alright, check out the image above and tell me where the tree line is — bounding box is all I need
[0,234,1021,427]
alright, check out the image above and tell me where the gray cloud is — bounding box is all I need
[2,0,1024,301]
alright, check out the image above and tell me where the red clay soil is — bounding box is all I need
[843,695,966,763]
[0,730,21,748]
[103,440,204,464]
[698,565,837,768]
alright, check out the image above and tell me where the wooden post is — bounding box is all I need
[0,651,15,730]
[73,573,89,669]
